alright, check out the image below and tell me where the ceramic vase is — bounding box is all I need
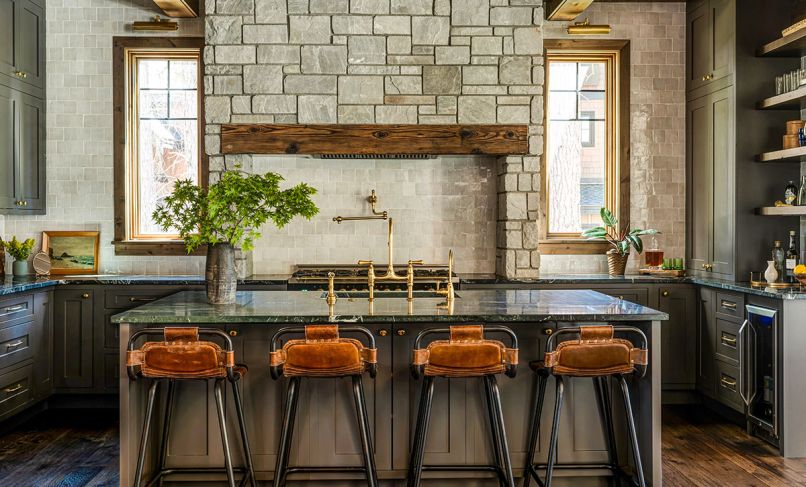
[206,243,237,304]
[12,260,30,277]
[764,260,779,284]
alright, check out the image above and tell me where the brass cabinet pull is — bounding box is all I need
[22,201,27,206]
[543,328,554,336]
[720,375,737,389]
[720,334,737,347]
[129,297,156,302]
[82,293,90,299]
[4,304,26,313]
[378,329,388,337]
[3,383,23,393]
[720,300,737,310]
[229,330,238,337]
[5,340,24,350]
[662,290,669,297]
[13,70,27,78]
[396,329,406,336]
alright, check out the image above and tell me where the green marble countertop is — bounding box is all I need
[110,289,668,325]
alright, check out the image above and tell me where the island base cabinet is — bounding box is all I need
[120,321,661,486]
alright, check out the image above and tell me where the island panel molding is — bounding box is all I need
[220,124,529,156]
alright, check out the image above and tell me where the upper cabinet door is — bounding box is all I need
[16,91,43,210]
[709,86,735,277]
[0,86,17,210]
[687,0,734,93]
[13,0,45,90]
[0,1,14,78]
[687,94,713,275]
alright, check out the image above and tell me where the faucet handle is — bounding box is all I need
[408,260,424,265]
[358,260,374,266]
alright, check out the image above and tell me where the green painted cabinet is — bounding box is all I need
[0,0,45,94]
[686,0,735,93]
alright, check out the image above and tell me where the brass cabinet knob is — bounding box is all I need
[543,328,553,336]
[229,330,238,337]
[13,70,27,78]
[396,329,406,336]
[22,201,27,206]
[81,293,90,299]
[662,290,669,297]
[378,329,388,337]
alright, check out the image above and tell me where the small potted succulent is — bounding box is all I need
[582,208,658,276]
[153,169,319,304]
[3,237,36,277]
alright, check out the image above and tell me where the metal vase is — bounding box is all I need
[206,243,237,305]
[12,260,30,277]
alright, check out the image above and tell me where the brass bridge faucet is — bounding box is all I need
[334,190,454,303]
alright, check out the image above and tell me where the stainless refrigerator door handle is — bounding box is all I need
[747,320,758,406]
[738,319,749,406]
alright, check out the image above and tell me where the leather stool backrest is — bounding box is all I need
[543,325,648,377]
[126,327,236,380]
[412,325,518,378]
[269,325,378,378]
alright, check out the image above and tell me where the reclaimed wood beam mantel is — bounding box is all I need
[220,124,529,156]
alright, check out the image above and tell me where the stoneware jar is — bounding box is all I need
[12,260,30,277]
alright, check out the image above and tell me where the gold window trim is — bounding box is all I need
[543,49,620,241]
[125,48,202,241]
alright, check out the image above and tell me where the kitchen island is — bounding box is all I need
[113,289,667,486]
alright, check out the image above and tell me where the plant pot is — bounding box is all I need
[206,243,237,305]
[12,260,30,277]
[607,251,629,276]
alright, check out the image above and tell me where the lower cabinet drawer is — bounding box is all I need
[716,361,744,413]
[0,364,33,419]
[0,321,34,370]
[716,318,739,366]
[0,294,34,329]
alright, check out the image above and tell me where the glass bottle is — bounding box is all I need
[798,175,806,206]
[786,181,799,205]
[787,231,799,279]
[644,235,663,268]
[772,240,786,280]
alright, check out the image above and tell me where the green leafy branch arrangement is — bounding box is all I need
[152,170,319,253]
[2,236,36,261]
[581,208,658,256]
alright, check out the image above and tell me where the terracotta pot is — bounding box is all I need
[206,243,237,305]
[607,251,629,276]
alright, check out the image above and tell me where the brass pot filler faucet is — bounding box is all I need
[330,190,455,304]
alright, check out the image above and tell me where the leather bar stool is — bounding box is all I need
[408,324,519,487]
[522,325,649,487]
[126,327,256,487]
[269,324,379,487]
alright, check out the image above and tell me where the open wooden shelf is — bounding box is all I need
[757,85,806,110]
[756,206,806,216]
[758,28,806,57]
[756,146,806,162]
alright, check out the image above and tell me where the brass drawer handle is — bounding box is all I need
[3,304,26,313]
[129,297,156,302]
[13,70,27,78]
[720,375,737,389]
[720,300,737,310]
[5,340,24,350]
[3,383,23,393]
[720,334,737,346]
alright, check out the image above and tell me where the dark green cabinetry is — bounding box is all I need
[686,0,734,93]
[53,289,94,390]
[0,0,45,215]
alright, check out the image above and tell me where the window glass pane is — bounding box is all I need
[547,56,611,236]
[549,62,577,91]
[132,54,200,238]
[138,59,168,89]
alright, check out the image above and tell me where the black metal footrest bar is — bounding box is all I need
[146,467,251,487]
[285,466,372,474]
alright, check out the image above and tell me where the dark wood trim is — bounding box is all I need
[220,124,529,156]
[756,85,806,110]
[539,39,631,254]
[153,0,199,18]
[757,26,806,57]
[110,240,205,257]
[112,36,205,256]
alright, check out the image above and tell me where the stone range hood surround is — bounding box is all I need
[220,123,529,157]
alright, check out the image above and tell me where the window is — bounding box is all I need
[540,41,629,253]
[113,38,205,254]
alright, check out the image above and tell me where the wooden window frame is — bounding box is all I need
[112,37,206,256]
[539,39,630,255]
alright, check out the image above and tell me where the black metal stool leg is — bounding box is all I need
[483,376,505,486]
[155,379,175,487]
[134,381,159,487]
[522,372,547,487]
[544,376,565,487]
[230,377,257,487]
[352,375,379,487]
[488,375,515,487]
[274,376,301,487]
[593,376,619,475]
[214,378,237,487]
[617,375,646,487]
[407,376,435,487]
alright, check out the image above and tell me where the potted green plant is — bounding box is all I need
[3,237,36,277]
[582,208,658,276]
[153,170,319,304]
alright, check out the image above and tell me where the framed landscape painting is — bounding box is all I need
[41,231,100,275]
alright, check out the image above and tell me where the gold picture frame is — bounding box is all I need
[41,231,100,275]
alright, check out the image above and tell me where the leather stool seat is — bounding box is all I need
[413,325,517,378]
[270,325,376,377]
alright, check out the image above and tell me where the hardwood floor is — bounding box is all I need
[0,409,118,487]
[0,405,805,486]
